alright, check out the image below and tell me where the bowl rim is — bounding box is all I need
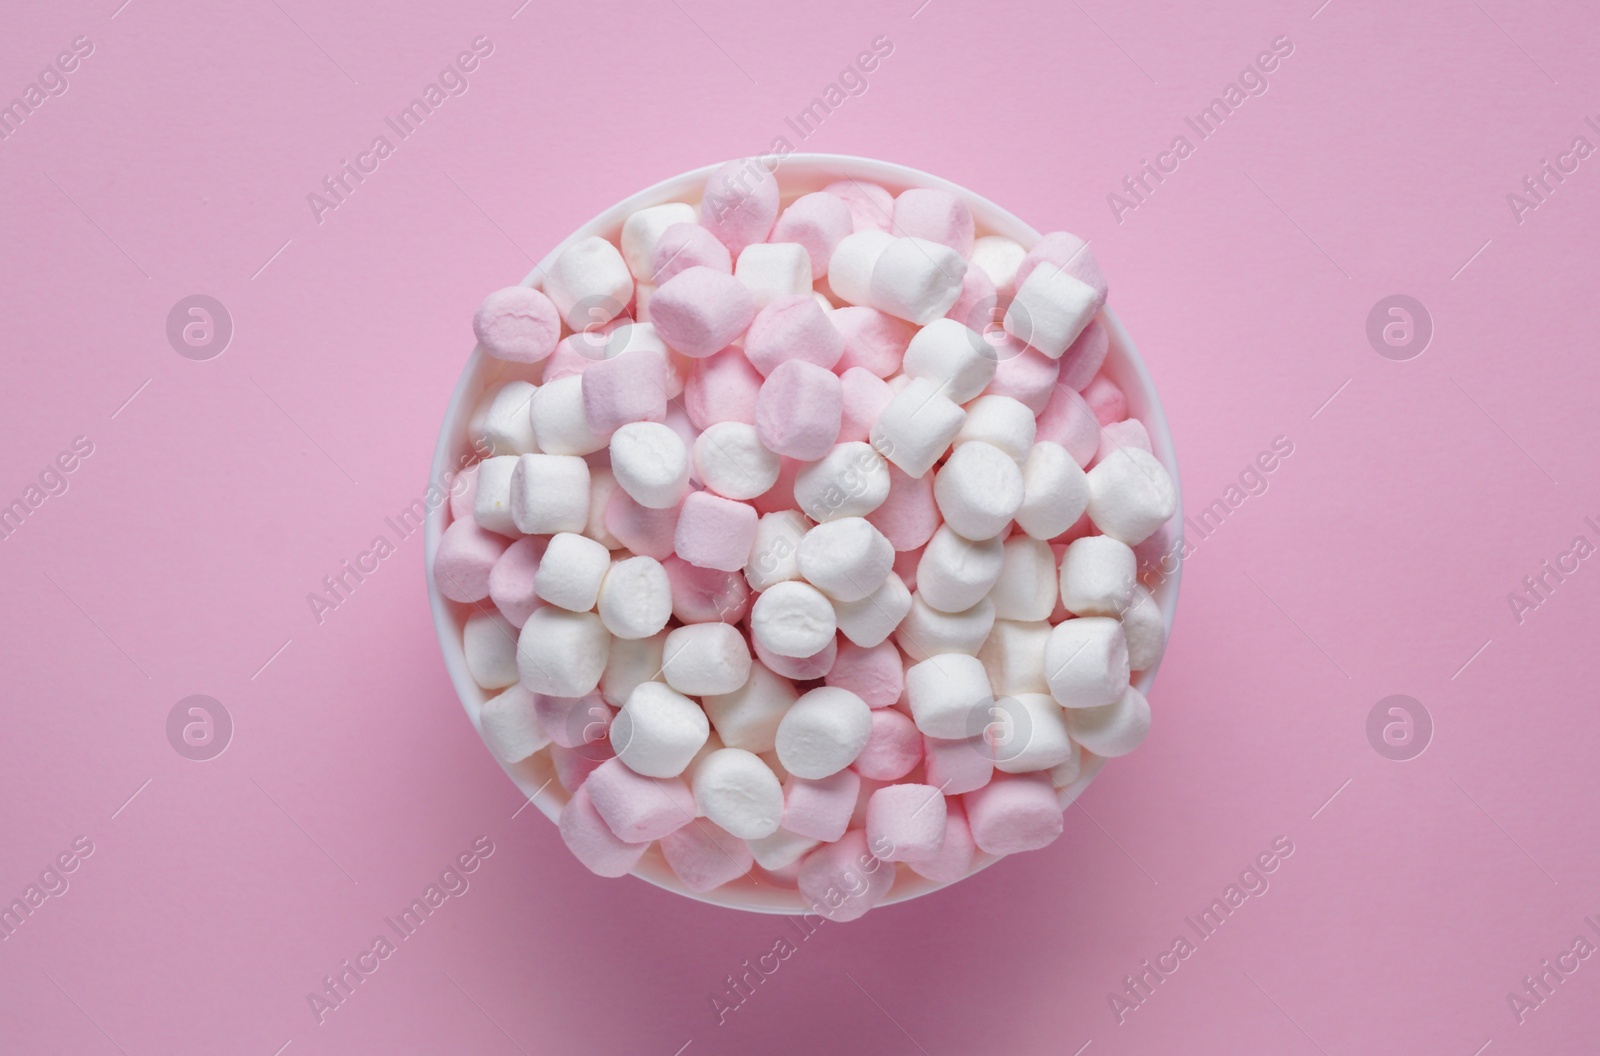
[424,153,1183,914]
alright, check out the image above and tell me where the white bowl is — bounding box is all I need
[425,154,1182,914]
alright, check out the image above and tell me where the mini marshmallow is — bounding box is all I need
[621,202,698,281]
[748,828,821,871]
[660,821,754,892]
[892,189,975,258]
[970,236,1027,297]
[474,286,561,363]
[934,441,1025,541]
[964,773,1063,855]
[1004,263,1098,358]
[751,580,837,658]
[838,369,895,445]
[783,769,860,842]
[650,266,757,358]
[744,510,806,591]
[604,490,681,560]
[674,491,758,573]
[601,632,666,708]
[990,538,1058,622]
[478,685,549,763]
[833,572,914,649]
[702,660,796,752]
[797,518,895,603]
[775,687,873,779]
[517,608,611,697]
[693,422,781,502]
[867,464,940,552]
[1015,442,1090,540]
[610,422,691,510]
[434,517,510,602]
[665,557,751,624]
[984,340,1062,415]
[832,306,916,377]
[662,622,752,697]
[754,360,843,461]
[988,692,1074,774]
[543,332,609,383]
[743,294,844,375]
[797,830,894,922]
[1122,584,1167,671]
[1048,737,1084,789]
[754,636,837,681]
[946,264,998,334]
[472,455,520,536]
[534,532,611,611]
[596,556,672,639]
[867,783,947,861]
[1034,385,1102,467]
[869,377,966,478]
[1015,231,1108,306]
[827,229,896,307]
[916,526,1005,614]
[825,640,904,709]
[586,469,623,549]
[1065,685,1150,757]
[1082,375,1127,426]
[853,709,922,781]
[902,319,996,403]
[463,611,520,690]
[736,243,812,310]
[653,222,733,283]
[905,653,994,738]
[685,348,763,429]
[772,192,855,278]
[610,681,710,777]
[471,381,539,457]
[448,464,477,520]
[551,741,614,793]
[531,375,607,456]
[869,237,967,325]
[956,396,1036,461]
[793,443,891,523]
[977,619,1051,695]
[559,786,648,877]
[693,747,783,838]
[585,757,696,841]
[1060,535,1136,617]
[700,159,779,255]
[1058,318,1111,392]
[509,453,591,536]
[1043,617,1129,709]
[823,179,895,232]
[544,235,633,331]
[1086,447,1177,545]
[581,348,668,434]
[535,694,614,751]
[1095,418,1152,467]
[895,594,995,662]
[907,801,976,883]
[923,735,994,795]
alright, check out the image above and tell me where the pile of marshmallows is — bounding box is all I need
[434,159,1177,920]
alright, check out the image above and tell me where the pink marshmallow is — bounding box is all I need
[922,735,994,795]
[945,262,998,333]
[1015,231,1108,307]
[1057,318,1110,392]
[825,639,904,709]
[581,348,669,433]
[892,189,975,258]
[964,773,1063,855]
[984,338,1062,415]
[866,783,946,862]
[1094,418,1152,466]
[536,693,615,750]
[891,547,919,594]
[1134,520,1181,573]
[907,800,976,884]
[823,179,895,232]
[660,821,755,892]
[473,285,561,363]
[434,516,511,602]
[832,306,916,378]
[449,464,478,520]
[488,537,544,626]
[674,491,758,572]
[1082,374,1127,425]
[743,295,845,376]
[772,192,854,279]
[652,222,733,283]
[650,266,757,358]
[753,634,836,680]
[748,457,803,516]
[755,360,842,461]
[551,740,615,791]
[584,757,697,842]
[838,367,894,444]
[866,465,939,552]
[852,710,922,781]
[559,785,649,877]
[664,556,752,624]
[604,490,682,560]
[543,318,632,382]
[701,159,779,254]
[684,348,763,429]
[797,829,895,922]
[1034,385,1102,467]
[783,769,861,842]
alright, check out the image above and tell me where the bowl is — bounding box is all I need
[425,154,1183,913]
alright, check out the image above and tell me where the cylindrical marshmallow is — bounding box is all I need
[585,756,696,841]
[1085,447,1178,545]
[463,611,520,690]
[674,491,758,573]
[971,236,1027,297]
[531,375,607,456]
[832,573,914,649]
[649,266,757,358]
[934,441,1025,540]
[517,608,611,697]
[1122,584,1167,672]
[955,395,1036,461]
[916,525,1004,614]
[662,622,752,696]
[434,517,511,602]
[508,453,591,536]
[1003,263,1098,358]
[534,532,611,611]
[1059,535,1137,617]
[750,580,837,658]
[479,685,550,763]
[693,422,781,501]
[701,660,796,752]
[1015,442,1090,540]
[609,421,691,510]
[964,773,1063,855]
[474,286,561,363]
[987,692,1074,774]
[852,709,922,781]
[825,639,904,709]
[596,556,672,639]
[797,517,895,603]
[772,191,854,278]
[988,538,1058,622]
[621,202,698,281]
[902,318,996,403]
[736,242,812,310]
[469,381,539,457]
[869,237,967,325]
[544,235,633,331]
[755,360,842,461]
[792,442,890,522]
[869,377,966,479]
[775,687,873,779]
[610,681,711,778]
[700,159,779,255]
[977,619,1050,696]
[797,830,894,921]
[472,454,520,536]
[1065,685,1151,757]
[894,594,995,662]
[867,783,947,861]
[1043,617,1129,709]
[827,229,895,307]
[693,747,783,839]
[744,510,806,591]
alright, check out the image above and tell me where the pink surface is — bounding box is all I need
[3,0,1598,1053]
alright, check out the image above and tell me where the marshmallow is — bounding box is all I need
[700,159,779,255]
[508,453,591,536]
[833,572,914,649]
[1034,385,1102,467]
[934,441,1025,540]
[693,422,781,501]
[610,681,710,777]
[585,757,696,841]
[581,348,669,434]
[751,580,837,658]
[853,709,922,781]
[977,619,1051,696]
[531,375,608,456]
[478,685,549,763]
[827,230,895,307]
[772,192,855,278]
[1085,447,1177,545]
[825,640,904,709]
[1004,263,1099,357]
[601,632,665,707]
[544,332,609,383]
[906,801,976,883]
[743,294,844,375]
[955,396,1036,461]
[1048,738,1084,789]
[544,235,633,331]
[755,360,842,461]
[701,659,796,752]
[662,622,752,696]
[775,687,873,779]
[838,369,895,444]
[434,516,510,602]
[895,594,995,662]
[748,828,821,871]
[985,340,1062,415]
[970,235,1027,297]
[472,454,520,536]
[1122,585,1167,671]
[604,490,681,560]
[1095,418,1152,467]
[988,692,1074,774]
[867,783,947,861]
[797,830,894,921]
[665,557,751,624]
[1015,442,1090,540]
[783,769,860,842]
[964,773,1063,855]
[1015,231,1108,307]
[903,319,996,403]
[1060,535,1136,617]
[823,179,895,232]
[463,611,520,690]
[905,653,994,738]
[660,821,754,892]
[744,510,806,591]
[586,469,624,549]
[470,381,539,457]
[559,786,648,877]
[685,348,763,429]
[649,266,757,358]
[869,237,967,325]
[945,264,998,334]
[534,532,611,611]
[1058,318,1111,392]
[916,526,1005,614]
[551,740,614,792]
[674,491,758,573]
[754,635,837,681]
[922,735,994,796]
[1083,375,1127,426]
[536,693,614,751]
[596,556,672,639]
[989,539,1058,623]
[750,457,803,516]
[474,286,561,363]
[832,306,916,377]
[1043,617,1129,708]
[517,608,611,697]
[693,747,783,838]
[869,376,966,478]
[1065,685,1150,757]
[866,464,940,552]
[736,243,812,309]
[609,421,691,510]
[893,188,974,254]
[449,464,477,520]
[621,202,698,281]
[797,518,894,603]
[653,222,733,283]
[793,442,890,522]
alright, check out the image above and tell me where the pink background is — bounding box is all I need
[3,0,1598,1053]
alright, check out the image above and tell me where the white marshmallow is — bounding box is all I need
[463,611,520,689]
[662,622,752,696]
[916,525,1004,613]
[1065,685,1150,757]
[610,681,710,777]
[603,320,671,360]
[470,381,539,457]
[601,631,665,707]
[869,237,967,324]
[609,421,691,509]
[1003,263,1099,357]
[534,532,611,611]
[744,510,807,591]
[1060,535,1137,617]
[792,442,890,521]
[472,454,521,536]
[478,685,550,763]
[751,580,837,658]
[1122,584,1167,672]
[1047,737,1084,789]
[1043,617,1129,709]
[826,229,895,306]
[597,555,673,638]
[774,687,873,779]
[621,202,697,281]
[702,660,797,753]
[902,318,996,403]
[977,619,1051,695]
[895,594,995,662]
[1086,447,1178,545]
[544,235,633,330]
[934,441,1025,540]
[797,518,894,603]
[971,235,1027,297]
[736,242,812,309]
[905,653,994,738]
[988,536,1058,622]
[530,375,607,456]
[517,608,611,697]
[693,748,784,839]
[989,692,1075,774]
[1016,442,1090,540]
[833,572,913,649]
[955,395,1036,461]
[869,376,966,478]
[510,453,591,535]
[747,828,821,870]
[693,421,781,501]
